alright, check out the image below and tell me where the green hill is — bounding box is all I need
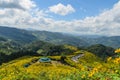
[0,40,76,65]
[86,44,115,60]
[0,49,120,80]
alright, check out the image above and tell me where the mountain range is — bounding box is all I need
[0,26,120,48]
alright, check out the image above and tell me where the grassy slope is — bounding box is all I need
[0,50,120,80]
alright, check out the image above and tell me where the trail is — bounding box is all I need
[71,54,84,62]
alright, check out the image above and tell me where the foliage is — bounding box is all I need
[86,44,115,60]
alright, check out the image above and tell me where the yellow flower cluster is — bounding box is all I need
[88,64,102,77]
[115,48,120,53]
[113,58,120,64]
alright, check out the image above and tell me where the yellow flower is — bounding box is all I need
[88,72,94,77]
[115,48,120,53]
[81,74,85,78]
[115,70,118,73]
[107,57,112,62]
[113,58,120,64]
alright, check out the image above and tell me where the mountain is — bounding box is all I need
[84,36,120,48]
[0,36,8,42]
[0,26,36,43]
[0,26,88,47]
[69,33,105,38]
[30,31,89,47]
[0,26,119,48]
[98,36,120,48]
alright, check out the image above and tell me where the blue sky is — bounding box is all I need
[0,0,120,36]
[34,0,118,20]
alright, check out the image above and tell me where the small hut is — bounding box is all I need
[39,57,51,63]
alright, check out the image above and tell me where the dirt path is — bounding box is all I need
[71,54,84,62]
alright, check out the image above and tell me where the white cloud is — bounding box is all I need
[48,1,120,36]
[0,0,120,36]
[0,0,36,11]
[49,3,75,16]
[77,1,120,36]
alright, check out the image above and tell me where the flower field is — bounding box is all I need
[0,49,120,80]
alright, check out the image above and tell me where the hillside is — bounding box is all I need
[0,26,36,43]
[31,31,88,47]
[0,49,120,80]
[86,44,115,60]
[0,40,77,65]
[0,40,115,65]
[0,36,21,54]
[0,36,8,42]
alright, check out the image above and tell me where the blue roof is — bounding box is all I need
[39,57,51,62]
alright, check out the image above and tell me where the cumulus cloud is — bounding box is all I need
[49,3,75,16]
[48,1,120,36]
[0,0,36,11]
[76,1,120,36]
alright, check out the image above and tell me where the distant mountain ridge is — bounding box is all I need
[0,26,36,43]
[0,26,88,47]
[31,31,88,47]
[84,36,120,48]
[0,26,120,48]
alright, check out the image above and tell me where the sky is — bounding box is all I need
[0,0,120,36]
